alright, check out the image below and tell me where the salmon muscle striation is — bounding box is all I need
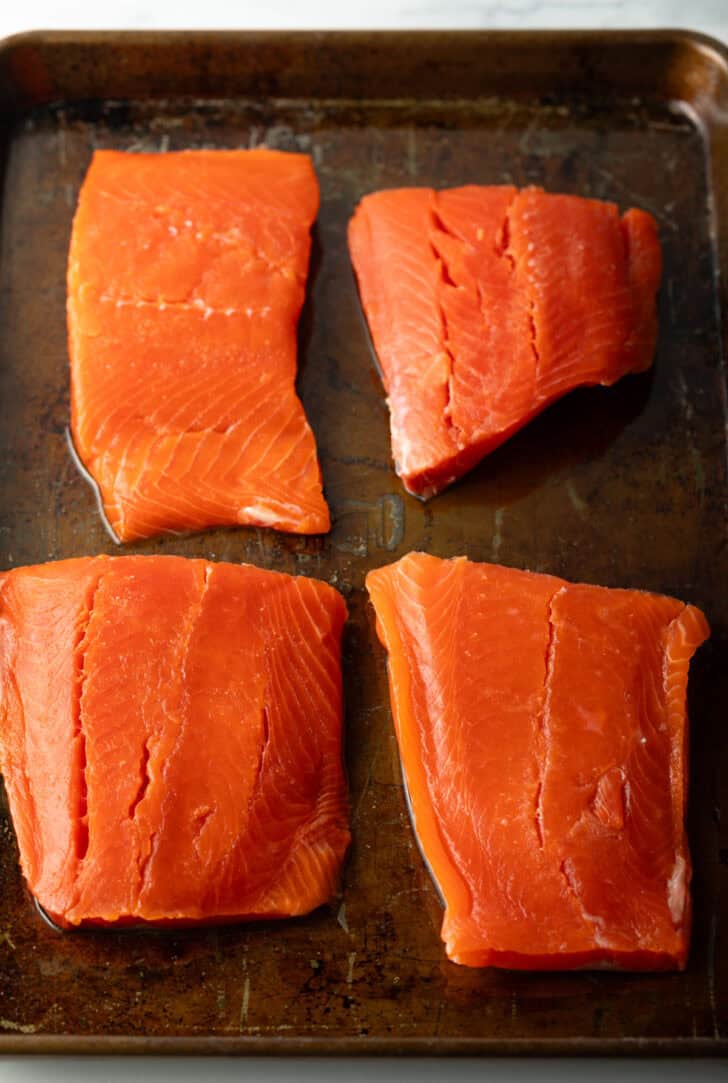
[349,186,661,498]
[366,552,708,970]
[0,556,350,928]
[68,149,330,541]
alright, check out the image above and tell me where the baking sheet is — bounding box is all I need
[0,29,726,1055]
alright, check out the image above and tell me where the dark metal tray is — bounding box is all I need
[0,29,726,1056]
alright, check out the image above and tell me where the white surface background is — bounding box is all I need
[1,2,726,1081]
[0,0,723,36]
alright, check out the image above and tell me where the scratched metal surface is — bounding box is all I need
[0,31,726,1054]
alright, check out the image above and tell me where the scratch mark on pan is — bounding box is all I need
[0,1018,37,1033]
[239,976,251,1030]
[517,115,539,154]
[675,370,694,422]
[255,528,267,563]
[337,901,349,933]
[0,931,16,950]
[566,480,588,515]
[491,507,504,559]
[352,749,377,823]
[592,165,678,232]
[346,952,356,986]
[378,493,405,551]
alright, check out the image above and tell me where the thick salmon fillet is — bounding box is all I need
[0,556,349,927]
[366,553,708,970]
[349,186,661,497]
[68,149,329,541]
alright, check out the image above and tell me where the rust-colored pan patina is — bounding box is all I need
[0,29,726,1055]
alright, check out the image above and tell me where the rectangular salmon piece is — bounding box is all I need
[0,556,349,928]
[68,149,330,542]
[366,552,709,970]
[349,186,661,498]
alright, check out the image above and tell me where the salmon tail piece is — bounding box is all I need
[349,186,662,499]
[366,552,708,971]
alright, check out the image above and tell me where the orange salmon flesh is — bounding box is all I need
[349,185,661,498]
[366,552,708,970]
[0,556,350,928]
[68,149,330,542]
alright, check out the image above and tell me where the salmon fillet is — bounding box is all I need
[349,186,661,497]
[0,556,349,927]
[68,149,329,542]
[366,552,708,970]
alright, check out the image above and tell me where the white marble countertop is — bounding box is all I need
[0,0,725,38]
[0,3,726,1081]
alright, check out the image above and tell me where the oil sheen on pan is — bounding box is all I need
[366,552,709,970]
[67,149,330,542]
[0,555,350,928]
[349,185,661,499]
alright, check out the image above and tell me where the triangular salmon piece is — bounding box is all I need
[349,186,661,497]
[68,149,330,541]
[366,552,708,969]
[0,556,349,927]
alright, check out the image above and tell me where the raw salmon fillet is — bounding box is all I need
[0,556,349,927]
[366,553,708,970]
[349,186,661,497]
[68,149,329,541]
